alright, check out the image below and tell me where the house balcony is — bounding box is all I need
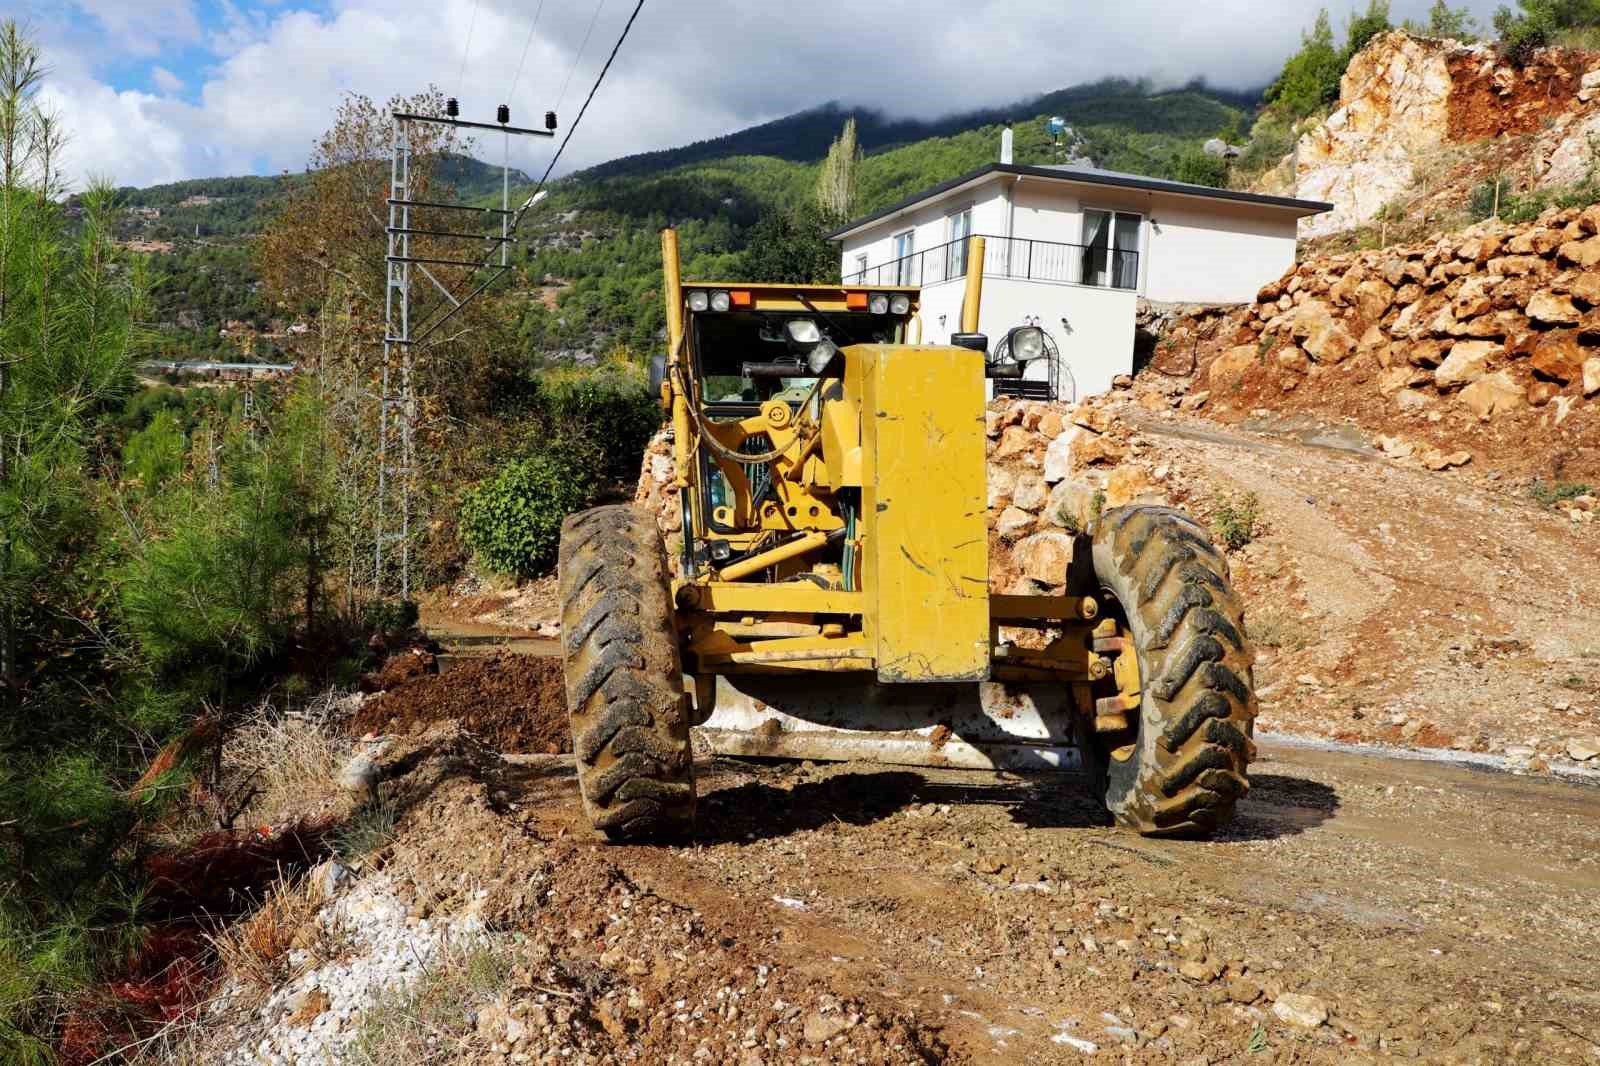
[843,234,1140,293]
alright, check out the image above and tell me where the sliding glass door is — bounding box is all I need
[1080,209,1142,290]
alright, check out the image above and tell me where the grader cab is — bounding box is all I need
[557,229,1256,841]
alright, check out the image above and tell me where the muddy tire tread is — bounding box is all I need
[1090,505,1257,838]
[559,505,694,840]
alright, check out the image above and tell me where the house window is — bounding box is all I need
[1080,209,1142,290]
[893,229,916,286]
[853,253,868,282]
[947,208,971,280]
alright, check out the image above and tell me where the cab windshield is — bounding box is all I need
[691,310,906,406]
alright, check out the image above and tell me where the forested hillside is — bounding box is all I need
[108,79,1251,367]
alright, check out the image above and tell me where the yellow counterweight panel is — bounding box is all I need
[858,343,990,683]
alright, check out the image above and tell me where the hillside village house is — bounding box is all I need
[829,142,1330,398]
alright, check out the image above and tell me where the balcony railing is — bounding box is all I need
[843,233,1139,292]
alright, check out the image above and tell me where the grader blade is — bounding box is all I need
[693,675,1083,772]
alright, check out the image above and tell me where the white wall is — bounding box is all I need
[840,180,1007,285]
[1142,196,1300,305]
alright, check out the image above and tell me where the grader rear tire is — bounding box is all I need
[558,505,695,840]
[1087,505,1256,837]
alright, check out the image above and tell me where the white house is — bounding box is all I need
[829,150,1330,398]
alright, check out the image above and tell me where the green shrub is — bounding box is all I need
[537,362,660,485]
[1171,147,1228,188]
[460,452,597,578]
[122,407,186,488]
[1529,479,1593,507]
[1468,176,1514,221]
[1211,490,1263,551]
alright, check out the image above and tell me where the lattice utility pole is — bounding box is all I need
[376,104,554,601]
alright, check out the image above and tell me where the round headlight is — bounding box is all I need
[1011,327,1045,361]
[687,290,710,312]
[888,294,911,315]
[710,290,732,312]
[868,293,890,315]
[786,319,822,345]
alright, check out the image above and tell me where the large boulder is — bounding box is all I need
[1206,344,1259,388]
[1458,371,1526,418]
[1586,357,1600,397]
[1530,332,1585,383]
[1043,427,1127,484]
[1012,531,1076,585]
[1433,341,1498,389]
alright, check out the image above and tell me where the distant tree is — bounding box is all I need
[1405,0,1479,39]
[1345,0,1394,58]
[1493,0,1600,61]
[1266,10,1346,118]
[1171,147,1228,188]
[815,118,862,220]
[742,201,841,285]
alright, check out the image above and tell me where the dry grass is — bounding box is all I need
[1248,606,1317,652]
[224,691,354,829]
[208,874,330,997]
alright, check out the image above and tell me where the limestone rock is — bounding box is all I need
[803,1012,853,1045]
[1567,736,1600,762]
[1458,371,1525,419]
[1433,341,1498,389]
[1206,344,1258,388]
[1584,357,1600,396]
[1528,381,1560,407]
[1558,237,1600,269]
[986,465,1015,509]
[1043,427,1126,484]
[1405,339,1444,368]
[1036,409,1066,439]
[1104,467,1157,508]
[1047,479,1104,533]
[1013,531,1076,585]
[1571,272,1600,306]
[1011,474,1048,513]
[996,507,1034,540]
[993,425,1036,460]
[1272,993,1330,1029]
[1527,291,1581,325]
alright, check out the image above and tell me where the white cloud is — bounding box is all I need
[150,65,184,93]
[37,0,1508,190]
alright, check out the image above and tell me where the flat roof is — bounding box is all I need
[826,162,1332,241]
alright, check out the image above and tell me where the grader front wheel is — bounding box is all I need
[557,505,695,840]
[1084,505,1257,837]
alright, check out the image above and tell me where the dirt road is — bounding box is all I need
[498,742,1600,1064]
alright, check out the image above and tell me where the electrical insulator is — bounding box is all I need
[497,104,510,125]
[446,98,459,117]
[545,111,557,131]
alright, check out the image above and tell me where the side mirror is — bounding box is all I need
[648,354,669,413]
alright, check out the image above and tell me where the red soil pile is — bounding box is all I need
[349,653,570,754]
[358,646,438,693]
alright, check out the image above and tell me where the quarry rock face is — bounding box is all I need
[1289,30,1600,239]
[1295,32,1457,240]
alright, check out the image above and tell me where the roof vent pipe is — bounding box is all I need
[1000,126,1014,165]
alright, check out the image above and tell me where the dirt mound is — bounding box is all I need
[358,647,438,693]
[350,654,570,754]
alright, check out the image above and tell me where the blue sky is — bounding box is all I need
[30,0,1506,190]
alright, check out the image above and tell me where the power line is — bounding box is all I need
[534,0,646,191]
[553,0,607,117]
[456,0,481,97]
[406,0,648,351]
[507,0,549,103]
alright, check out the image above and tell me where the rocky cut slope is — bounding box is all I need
[1282,30,1600,240]
[1160,206,1600,482]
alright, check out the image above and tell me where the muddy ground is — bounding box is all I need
[340,738,1600,1064]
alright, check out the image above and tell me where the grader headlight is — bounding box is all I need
[888,294,911,315]
[687,289,710,312]
[709,290,732,312]
[868,292,890,315]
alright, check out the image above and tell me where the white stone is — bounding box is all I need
[1272,992,1330,1028]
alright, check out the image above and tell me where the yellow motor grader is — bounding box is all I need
[557,230,1255,840]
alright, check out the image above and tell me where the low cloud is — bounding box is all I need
[39,0,1504,190]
